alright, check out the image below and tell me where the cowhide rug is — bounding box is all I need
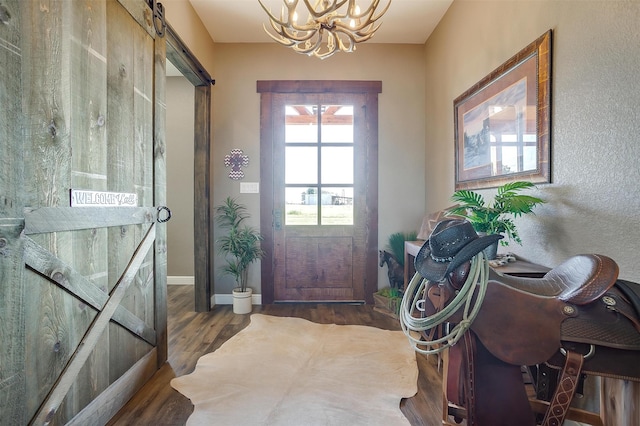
[171,314,418,425]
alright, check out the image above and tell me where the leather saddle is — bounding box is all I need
[422,254,640,425]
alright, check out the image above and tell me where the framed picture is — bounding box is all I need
[454,30,551,190]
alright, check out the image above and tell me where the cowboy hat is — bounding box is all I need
[414,219,503,282]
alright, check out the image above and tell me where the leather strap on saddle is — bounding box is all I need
[463,332,477,426]
[446,332,535,426]
[425,282,452,342]
[542,349,584,426]
[445,333,478,424]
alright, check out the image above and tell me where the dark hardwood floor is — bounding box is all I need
[107,285,446,425]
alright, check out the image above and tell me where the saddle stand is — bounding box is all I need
[428,255,640,426]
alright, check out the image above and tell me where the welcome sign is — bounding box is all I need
[70,189,138,207]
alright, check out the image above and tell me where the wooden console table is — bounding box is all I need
[403,240,550,290]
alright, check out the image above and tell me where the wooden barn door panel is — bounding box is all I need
[23,220,157,425]
[21,0,89,420]
[106,0,157,383]
[0,0,167,424]
[0,0,26,424]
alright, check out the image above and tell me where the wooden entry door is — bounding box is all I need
[258,81,381,304]
[0,0,167,424]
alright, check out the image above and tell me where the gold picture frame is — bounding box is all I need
[454,30,552,190]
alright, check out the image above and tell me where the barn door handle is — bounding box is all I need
[157,206,172,223]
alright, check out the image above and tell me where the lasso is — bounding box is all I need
[399,252,489,355]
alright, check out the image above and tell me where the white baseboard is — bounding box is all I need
[167,276,194,285]
[214,293,262,306]
[167,277,262,305]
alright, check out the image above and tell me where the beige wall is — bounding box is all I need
[166,76,195,277]
[212,43,427,294]
[162,0,216,75]
[165,0,640,296]
[424,0,640,281]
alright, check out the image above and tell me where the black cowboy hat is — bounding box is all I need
[414,219,503,282]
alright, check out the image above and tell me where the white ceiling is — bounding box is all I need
[187,0,453,44]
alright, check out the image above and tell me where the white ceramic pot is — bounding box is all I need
[232,288,253,314]
[478,232,500,260]
[483,241,499,260]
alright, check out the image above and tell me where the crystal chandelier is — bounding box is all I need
[258,0,392,59]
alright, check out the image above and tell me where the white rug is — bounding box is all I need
[171,314,418,425]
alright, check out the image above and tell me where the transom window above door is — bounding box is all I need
[284,103,354,226]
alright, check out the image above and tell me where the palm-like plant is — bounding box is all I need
[215,197,264,292]
[386,231,418,266]
[446,181,545,246]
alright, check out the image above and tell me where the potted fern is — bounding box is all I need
[215,196,264,314]
[446,181,545,258]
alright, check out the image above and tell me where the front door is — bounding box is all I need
[258,81,381,303]
[0,0,167,424]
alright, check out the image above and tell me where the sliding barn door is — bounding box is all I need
[0,0,167,424]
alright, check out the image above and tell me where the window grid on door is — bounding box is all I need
[284,103,354,226]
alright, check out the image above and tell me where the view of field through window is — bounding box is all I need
[285,104,354,225]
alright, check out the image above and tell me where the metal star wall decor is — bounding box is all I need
[224,149,250,180]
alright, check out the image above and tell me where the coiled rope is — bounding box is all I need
[399,252,489,355]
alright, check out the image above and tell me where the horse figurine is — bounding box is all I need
[400,219,640,426]
[379,250,404,290]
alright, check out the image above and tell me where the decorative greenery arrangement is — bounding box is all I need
[377,286,402,300]
[386,231,418,266]
[215,196,264,292]
[446,181,545,246]
[374,287,403,317]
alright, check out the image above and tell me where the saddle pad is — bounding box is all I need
[616,279,640,317]
[551,280,640,382]
[561,282,640,351]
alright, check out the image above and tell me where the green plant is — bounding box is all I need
[377,286,402,299]
[215,196,264,292]
[386,231,418,266]
[446,181,545,246]
[375,287,403,316]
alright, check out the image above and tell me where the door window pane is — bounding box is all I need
[321,105,353,143]
[321,147,353,184]
[285,104,318,143]
[285,187,318,225]
[286,146,317,184]
[321,187,353,225]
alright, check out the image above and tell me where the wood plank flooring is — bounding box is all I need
[107,285,445,425]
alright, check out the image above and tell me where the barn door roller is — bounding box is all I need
[148,0,166,37]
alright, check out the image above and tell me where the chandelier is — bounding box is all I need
[258,0,392,59]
